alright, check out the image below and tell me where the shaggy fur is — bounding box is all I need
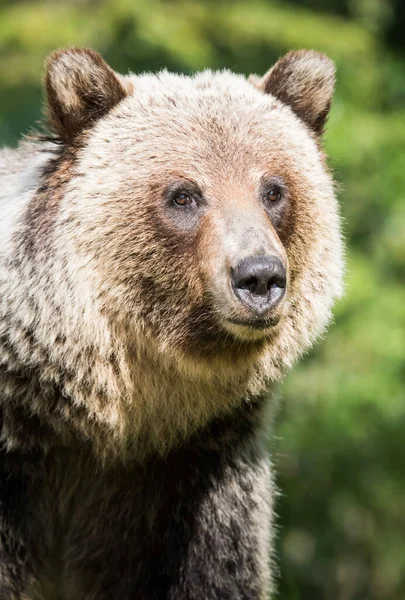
[0,48,343,599]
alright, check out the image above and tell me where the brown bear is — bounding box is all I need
[0,48,343,599]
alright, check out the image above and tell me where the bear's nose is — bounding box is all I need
[231,255,286,315]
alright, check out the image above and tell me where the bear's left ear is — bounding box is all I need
[250,50,335,136]
[45,47,129,142]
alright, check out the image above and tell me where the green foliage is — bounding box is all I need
[0,1,404,598]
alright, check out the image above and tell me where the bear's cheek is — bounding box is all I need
[281,191,320,288]
[129,207,207,323]
[120,208,239,353]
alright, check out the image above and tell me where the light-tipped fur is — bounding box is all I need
[0,49,344,599]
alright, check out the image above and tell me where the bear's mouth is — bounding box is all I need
[226,316,280,330]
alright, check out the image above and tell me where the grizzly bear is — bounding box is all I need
[0,48,343,599]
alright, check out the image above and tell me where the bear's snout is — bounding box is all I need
[231,255,286,318]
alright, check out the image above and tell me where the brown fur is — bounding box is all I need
[251,49,335,134]
[45,48,127,142]
[0,48,344,598]
[17,148,77,259]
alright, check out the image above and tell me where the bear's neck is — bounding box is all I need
[0,313,272,462]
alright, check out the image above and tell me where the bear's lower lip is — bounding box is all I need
[226,316,280,330]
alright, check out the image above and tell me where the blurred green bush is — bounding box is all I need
[0,1,404,598]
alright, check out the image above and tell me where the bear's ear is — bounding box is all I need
[250,50,335,136]
[45,48,128,142]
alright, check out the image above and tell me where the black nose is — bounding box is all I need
[231,255,286,315]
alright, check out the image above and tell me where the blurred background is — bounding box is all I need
[0,0,404,598]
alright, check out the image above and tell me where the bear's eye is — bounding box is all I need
[173,192,193,207]
[264,188,282,203]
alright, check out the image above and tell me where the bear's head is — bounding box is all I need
[43,49,343,383]
[10,48,344,456]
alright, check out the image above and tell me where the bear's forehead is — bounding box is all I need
[81,69,322,191]
[128,69,269,103]
[117,70,290,133]
[98,70,314,163]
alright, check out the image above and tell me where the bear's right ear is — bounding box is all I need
[45,48,129,142]
[250,50,335,136]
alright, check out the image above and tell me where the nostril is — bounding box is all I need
[268,273,286,291]
[241,276,259,294]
